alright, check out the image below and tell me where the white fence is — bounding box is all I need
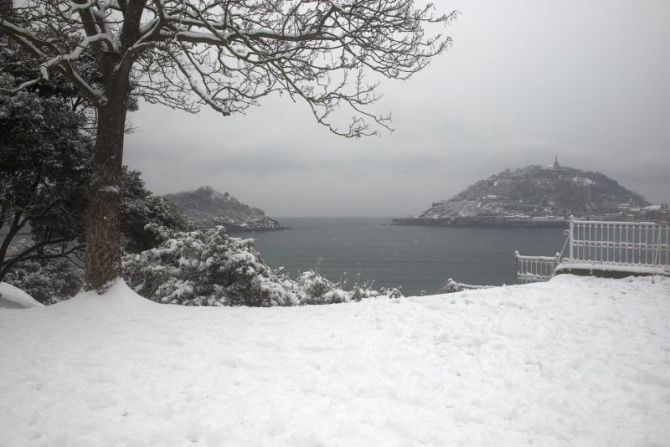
[515,217,670,283]
[559,218,670,275]
[515,251,560,283]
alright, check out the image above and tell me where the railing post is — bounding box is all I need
[514,250,519,281]
[568,215,574,260]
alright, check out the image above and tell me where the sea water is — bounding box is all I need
[232,217,566,296]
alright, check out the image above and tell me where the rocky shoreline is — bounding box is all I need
[214,217,287,233]
[391,216,568,228]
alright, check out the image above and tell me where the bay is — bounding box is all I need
[232,217,567,296]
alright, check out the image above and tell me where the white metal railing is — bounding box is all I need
[561,216,670,274]
[515,217,670,283]
[515,251,560,283]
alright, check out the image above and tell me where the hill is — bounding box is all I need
[164,186,284,232]
[401,160,650,226]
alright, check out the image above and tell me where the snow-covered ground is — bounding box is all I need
[0,282,43,309]
[1,275,669,446]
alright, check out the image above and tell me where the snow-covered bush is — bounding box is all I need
[3,226,401,307]
[297,271,382,304]
[123,226,302,306]
[4,242,83,304]
[380,287,403,299]
[123,226,395,307]
[296,271,341,304]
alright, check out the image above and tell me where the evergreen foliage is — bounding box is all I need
[3,241,82,304]
[123,226,388,307]
[0,80,91,281]
[120,167,192,253]
[0,43,189,286]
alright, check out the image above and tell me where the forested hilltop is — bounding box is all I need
[396,160,657,226]
[164,187,284,232]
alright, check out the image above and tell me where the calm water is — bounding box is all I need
[232,217,567,296]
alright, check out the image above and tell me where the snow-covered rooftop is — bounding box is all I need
[1,276,669,446]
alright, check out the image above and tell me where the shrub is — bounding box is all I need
[4,242,83,304]
[5,226,402,307]
[123,226,302,306]
[123,226,396,306]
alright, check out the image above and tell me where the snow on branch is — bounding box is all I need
[0,16,106,106]
[40,33,114,79]
[133,0,455,136]
[3,0,455,136]
[66,0,98,17]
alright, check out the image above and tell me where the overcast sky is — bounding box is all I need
[124,0,670,217]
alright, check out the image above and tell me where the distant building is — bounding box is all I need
[641,204,670,222]
[481,194,501,203]
[545,155,562,171]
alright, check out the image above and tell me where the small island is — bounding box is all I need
[165,186,286,232]
[393,158,669,227]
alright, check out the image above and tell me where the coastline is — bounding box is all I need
[391,215,670,228]
[391,216,568,228]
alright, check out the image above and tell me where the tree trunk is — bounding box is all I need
[84,85,128,291]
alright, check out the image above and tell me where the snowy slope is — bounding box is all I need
[0,282,43,309]
[0,276,669,446]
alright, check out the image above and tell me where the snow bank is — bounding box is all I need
[0,282,43,308]
[0,275,669,446]
[55,278,157,312]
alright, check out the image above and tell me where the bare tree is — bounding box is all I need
[0,0,454,291]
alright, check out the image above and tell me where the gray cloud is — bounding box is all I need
[124,0,670,216]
